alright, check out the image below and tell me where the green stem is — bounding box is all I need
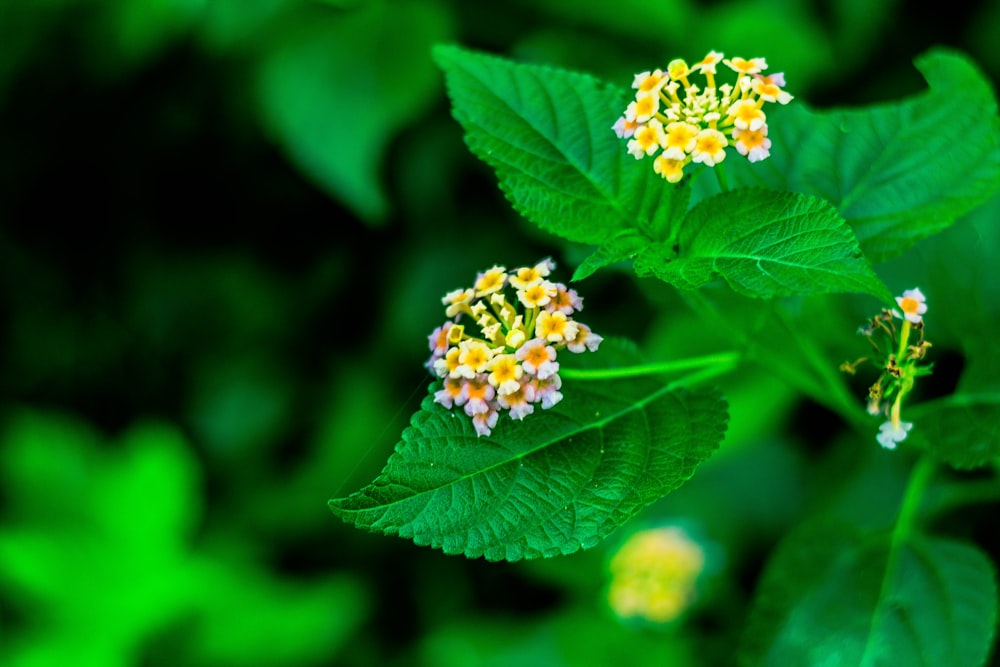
[560,350,739,381]
[714,162,731,192]
[892,455,935,541]
[863,455,935,658]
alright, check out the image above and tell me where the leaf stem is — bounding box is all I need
[560,350,740,381]
[892,454,935,542]
[862,454,935,660]
[714,162,730,192]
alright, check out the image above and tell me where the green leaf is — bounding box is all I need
[572,230,649,281]
[432,44,685,247]
[741,521,998,667]
[328,340,728,561]
[634,188,891,300]
[715,48,1000,263]
[909,393,1000,470]
[257,1,451,223]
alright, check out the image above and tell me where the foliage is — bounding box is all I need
[2,1,1000,666]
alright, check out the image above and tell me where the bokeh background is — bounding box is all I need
[2,0,998,665]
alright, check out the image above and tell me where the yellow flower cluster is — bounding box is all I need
[607,526,705,623]
[426,258,602,437]
[612,52,793,183]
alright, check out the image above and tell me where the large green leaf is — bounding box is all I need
[740,520,998,667]
[711,49,1000,263]
[329,341,728,561]
[433,43,684,246]
[634,189,891,301]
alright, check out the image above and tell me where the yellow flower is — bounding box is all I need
[607,526,705,623]
[691,129,728,166]
[662,121,699,159]
[653,155,686,183]
[626,120,666,159]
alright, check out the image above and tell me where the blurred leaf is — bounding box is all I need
[909,394,1000,470]
[0,416,201,665]
[0,409,368,666]
[419,605,698,667]
[198,0,292,52]
[187,354,294,460]
[257,0,452,223]
[634,189,891,300]
[508,0,694,46]
[330,340,728,561]
[703,49,1000,263]
[740,520,998,667]
[185,558,369,667]
[695,0,832,94]
[433,44,685,246]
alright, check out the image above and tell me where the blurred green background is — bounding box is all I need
[1,0,998,665]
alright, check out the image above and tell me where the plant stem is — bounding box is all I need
[862,454,935,660]
[892,455,935,542]
[560,350,740,381]
[714,162,730,192]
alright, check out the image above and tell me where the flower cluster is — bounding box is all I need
[426,259,603,437]
[607,526,705,624]
[841,288,933,450]
[612,52,793,183]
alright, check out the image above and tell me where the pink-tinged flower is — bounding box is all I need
[517,338,560,379]
[486,353,523,396]
[733,126,771,163]
[894,288,927,324]
[535,310,578,344]
[546,283,583,315]
[532,373,564,409]
[752,73,793,104]
[627,120,666,159]
[724,56,767,75]
[691,129,728,166]
[612,116,640,139]
[433,346,463,378]
[474,265,507,298]
[498,381,536,420]
[877,420,912,450]
[462,375,497,416]
[566,323,604,353]
[456,340,494,379]
[472,408,499,437]
[427,321,453,357]
[726,98,766,131]
[518,280,557,309]
[626,92,660,124]
[433,375,465,409]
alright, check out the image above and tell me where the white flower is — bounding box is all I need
[876,420,912,450]
[893,287,927,324]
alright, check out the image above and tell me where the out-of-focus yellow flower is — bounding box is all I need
[607,526,705,623]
